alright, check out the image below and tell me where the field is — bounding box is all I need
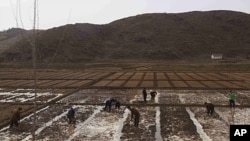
[0,69,250,89]
[0,69,250,141]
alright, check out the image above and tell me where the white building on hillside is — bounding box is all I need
[211,54,223,60]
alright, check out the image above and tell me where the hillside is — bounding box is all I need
[0,28,34,53]
[0,10,250,64]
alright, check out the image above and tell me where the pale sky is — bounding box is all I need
[0,0,250,31]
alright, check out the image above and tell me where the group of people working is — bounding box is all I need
[9,90,236,129]
[143,88,157,102]
[103,97,140,127]
[65,97,140,127]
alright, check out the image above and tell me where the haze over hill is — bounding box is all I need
[0,10,250,64]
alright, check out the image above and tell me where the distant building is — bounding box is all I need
[211,54,223,60]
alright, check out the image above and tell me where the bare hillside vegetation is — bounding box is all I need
[0,10,250,64]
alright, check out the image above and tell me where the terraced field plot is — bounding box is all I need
[0,89,249,141]
[1,70,250,89]
[1,69,250,140]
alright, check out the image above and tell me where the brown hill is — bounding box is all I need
[1,10,250,64]
[0,28,33,53]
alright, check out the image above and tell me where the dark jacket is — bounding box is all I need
[67,108,75,117]
[206,103,214,110]
[11,110,21,122]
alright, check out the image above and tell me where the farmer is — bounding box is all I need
[142,88,147,102]
[204,102,214,116]
[9,107,22,128]
[104,97,116,112]
[228,90,235,108]
[115,100,121,110]
[150,90,157,101]
[67,107,75,124]
[126,106,140,127]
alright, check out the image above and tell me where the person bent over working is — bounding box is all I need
[10,107,22,128]
[126,106,140,127]
[204,102,214,116]
[67,107,75,124]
